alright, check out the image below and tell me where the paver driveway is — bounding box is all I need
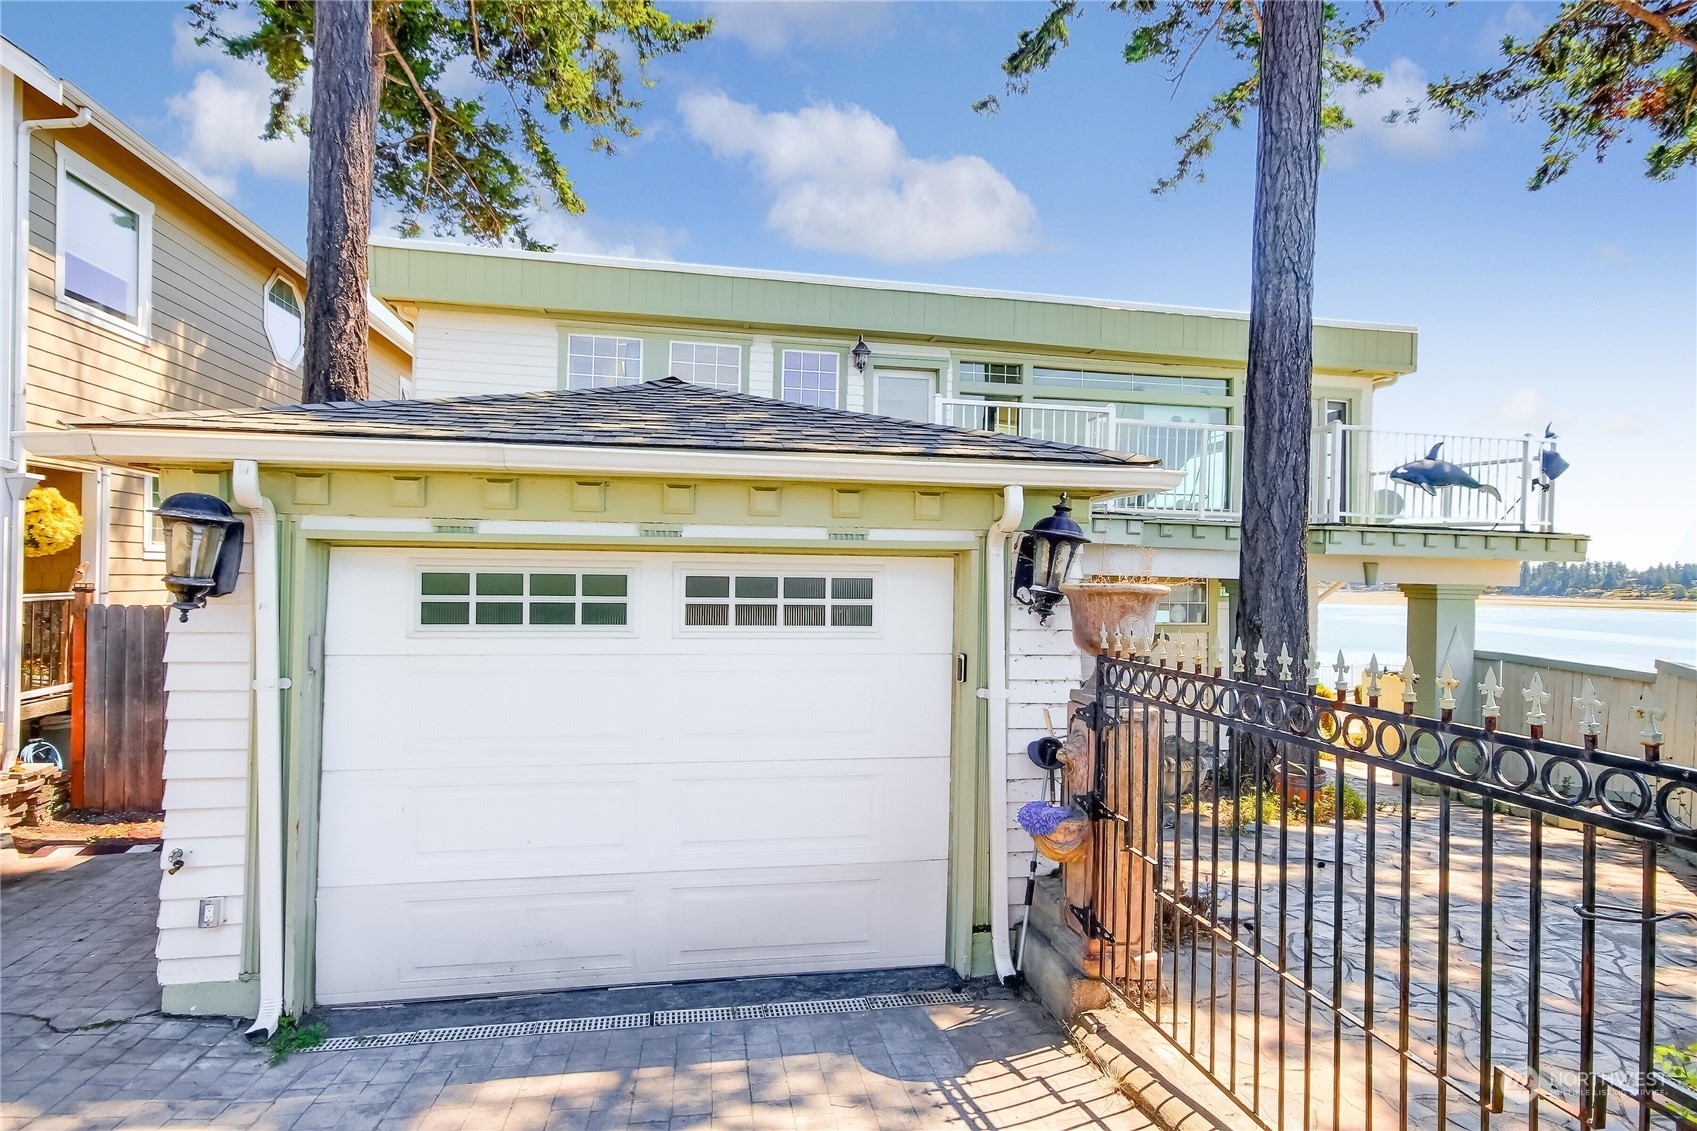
[1,853,1151,1130]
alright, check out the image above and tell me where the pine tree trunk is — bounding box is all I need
[1236,0,1323,669]
[303,0,376,403]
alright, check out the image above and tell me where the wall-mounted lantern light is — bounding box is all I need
[1012,493,1089,623]
[851,335,871,373]
[159,493,244,621]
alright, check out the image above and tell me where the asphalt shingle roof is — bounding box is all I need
[74,378,1154,467]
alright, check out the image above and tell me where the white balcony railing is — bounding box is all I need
[1107,421,1243,519]
[1311,423,1559,532]
[935,397,1562,533]
[932,397,1113,449]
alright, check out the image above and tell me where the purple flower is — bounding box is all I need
[1017,801,1073,837]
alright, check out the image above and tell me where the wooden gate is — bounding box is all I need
[70,598,168,811]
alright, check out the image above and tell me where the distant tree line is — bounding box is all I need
[1508,561,1697,599]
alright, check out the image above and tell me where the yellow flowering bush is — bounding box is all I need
[23,486,81,557]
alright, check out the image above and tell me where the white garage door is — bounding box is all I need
[315,547,955,1005]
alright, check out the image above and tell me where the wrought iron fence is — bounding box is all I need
[20,592,75,695]
[1069,643,1697,1130]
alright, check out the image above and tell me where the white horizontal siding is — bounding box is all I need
[156,530,252,989]
[411,307,557,398]
[1004,600,1078,921]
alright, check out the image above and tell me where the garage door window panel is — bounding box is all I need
[683,573,875,631]
[417,569,629,630]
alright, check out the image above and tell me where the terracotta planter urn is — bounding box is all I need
[1059,579,1169,677]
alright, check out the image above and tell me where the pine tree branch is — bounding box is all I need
[1606,0,1697,51]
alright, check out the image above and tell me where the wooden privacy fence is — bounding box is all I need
[69,589,168,811]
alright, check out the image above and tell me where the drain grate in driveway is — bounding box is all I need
[309,990,973,1053]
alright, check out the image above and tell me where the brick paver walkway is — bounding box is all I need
[1,854,1151,1130]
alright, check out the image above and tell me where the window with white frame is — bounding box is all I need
[1156,582,1209,625]
[263,275,304,367]
[668,341,741,391]
[418,569,629,628]
[682,573,874,629]
[780,350,838,408]
[56,146,153,336]
[141,473,164,558]
[566,334,642,389]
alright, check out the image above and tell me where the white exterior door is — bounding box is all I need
[314,547,955,1005]
[874,369,937,422]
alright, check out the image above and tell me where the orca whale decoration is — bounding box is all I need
[1539,423,1570,483]
[1389,443,1503,501]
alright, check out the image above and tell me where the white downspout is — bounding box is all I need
[231,461,285,1039]
[3,105,89,764]
[978,485,1023,982]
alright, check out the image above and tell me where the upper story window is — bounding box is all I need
[960,361,1022,385]
[669,341,741,391]
[781,349,838,408]
[1156,582,1209,625]
[566,334,642,389]
[264,275,304,367]
[55,145,153,339]
[1034,367,1228,398]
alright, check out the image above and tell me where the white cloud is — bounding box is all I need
[677,91,1038,263]
[166,21,307,198]
[1492,387,1553,434]
[1331,57,1476,165]
[702,1,892,55]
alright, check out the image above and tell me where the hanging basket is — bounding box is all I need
[23,486,81,557]
[1018,800,1090,864]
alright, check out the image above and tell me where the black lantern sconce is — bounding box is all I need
[1012,493,1090,624]
[158,493,245,621]
[851,334,871,373]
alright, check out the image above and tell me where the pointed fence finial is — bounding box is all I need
[1112,627,1126,660]
[1634,690,1666,745]
[1099,623,1110,655]
[1399,656,1419,707]
[1231,638,1247,676]
[1252,640,1269,679]
[1523,672,1550,727]
[1276,644,1294,683]
[1306,649,1324,688]
[1437,664,1459,712]
[1574,678,1605,736]
[1333,651,1351,695]
[1478,665,1503,719]
[1153,636,1169,667]
[1365,655,1383,700]
[1174,637,1189,668]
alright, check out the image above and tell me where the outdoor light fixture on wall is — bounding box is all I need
[1012,493,1089,623]
[158,493,244,621]
[851,335,871,373]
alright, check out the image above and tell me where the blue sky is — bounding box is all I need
[5,1,1693,566]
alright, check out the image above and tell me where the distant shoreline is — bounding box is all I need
[1326,590,1697,612]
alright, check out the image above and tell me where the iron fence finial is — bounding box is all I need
[1522,672,1551,727]
[1252,640,1268,678]
[1365,655,1383,700]
[1574,678,1605,736]
[1232,638,1247,675]
[1478,665,1503,719]
[1333,651,1351,694]
[1437,664,1460,712]
[1633,691,1666,744]
[1306,649,1323,688]
[1276,644,1294,683]
[1399,656,1419,706]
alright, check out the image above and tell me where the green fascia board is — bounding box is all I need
[370,244,1416,377]
[1305,526,1589,561]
